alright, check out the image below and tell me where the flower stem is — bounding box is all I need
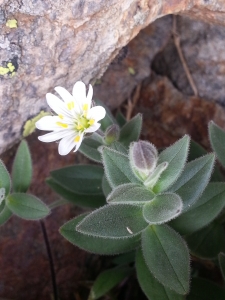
[40,220,58,300]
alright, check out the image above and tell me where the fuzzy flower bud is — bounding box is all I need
[129,140,158,181]
[104,124,120,145]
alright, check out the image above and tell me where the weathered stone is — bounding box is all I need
[1,0,225,153]
[134,73,225,150]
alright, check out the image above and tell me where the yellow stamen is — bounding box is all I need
[83,104,88,111]
[56,122,68,128]
[58,114,64,119]
[74,135,80,142]
[76,124,82,130]
[67,101,74,110]
[89,119,95,125]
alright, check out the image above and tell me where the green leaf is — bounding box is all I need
[209,121,225,168]
[142,225,190,295]
[187,278,225,300]
[60,214,141,255]
[50,165,104,195]
[170,183,225,235]
[89,266,132,300]
[186,222,225,259]
[116,111,127,128]
[112,251,135,266]
[136,248,185,300]
[143,193,183,224]
[189,140,223,181]
[12,140,32,193]
[218,252,225,281]
[119,114,142,147]
[107,183,155,204]
[95,99,117,131]
[0,204,12,226]
[102,148,140,188]
[0,160,11,196]
[6,193,50,220]
[46,178,105,208]
[110,142,128,155]
[101,175,112,198]
[169,154,215,211]
[79,135,102,163]
[77,204,148,238]
[153,135,190,193]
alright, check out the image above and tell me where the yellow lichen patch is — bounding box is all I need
[74,136,80,142]
[0,67,10,76]
[56,122,68,128]
[7,62,15,72]
[128,67,135,75]
[89,119,95,125]
[6,19,18,28]
[67,102,74,110]
[23,111,50,137]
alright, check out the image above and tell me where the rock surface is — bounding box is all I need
[1,0,225,153]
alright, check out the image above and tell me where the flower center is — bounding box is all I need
[76,116,95,131]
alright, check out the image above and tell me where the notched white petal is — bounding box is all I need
[55,86,74,103]
[36,116,61,131]
[88,106,106,122]
[46,93,72,117]
[58,134,77,155]
[85,123,101,133]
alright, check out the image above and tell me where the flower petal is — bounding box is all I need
[46,93,72,118]
[86,84,93,105]
[88,106,106,122]
[58,134,77,155]
[72,81,87,111]
[36,116,62,131]
[55,86,74,103]
[74,132,84,152]
[85,122,101,133]
[38,130,73,143]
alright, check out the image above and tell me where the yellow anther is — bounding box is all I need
[83,104,88,111]
[89,119,95,125]
[67,102,74,110]
[56,122,68,128]
[74,135,80,142]
[58,114,64,119]
[76,124,82,130]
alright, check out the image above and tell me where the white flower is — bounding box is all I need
[36,81,106,155]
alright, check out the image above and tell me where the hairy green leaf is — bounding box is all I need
[12,140,32,193]
[79,135,102,163]
[209,121,225,168]
[170,183,225,235]
[102,148,139,188]
[89,266,132,299]
[110,142,128,155]
[0,160,11,197]
[0,204,12,226]
[116,111,127,128]
[77,204,148,238]
[46,178,105,208]
[143,193,183,224]
[119,114,142,147]
[136,248,185,300]
[50,165,104,195]
[142,225,190,295]
[186,222,225,259]
[101,175,112,198]
[154,135,190,193]
[107,183,155,204]
[6,193,50,220]
[60,214,141,255]
[169,154,215,211]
